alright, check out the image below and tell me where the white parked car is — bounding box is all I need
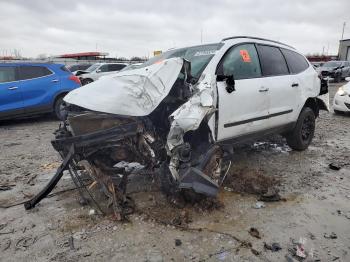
[28,36,329,216]
[78,63,128,85]
[333,77,350,114]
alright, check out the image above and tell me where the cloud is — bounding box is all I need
[0,0,349,58]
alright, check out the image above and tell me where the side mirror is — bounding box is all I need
[96,69,101,73]
[217,74,235,93]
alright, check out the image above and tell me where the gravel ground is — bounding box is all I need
[0,82,349,262]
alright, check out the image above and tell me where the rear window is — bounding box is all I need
[19,66,52,80]
[0,66,17,83]
[281,49,309,74]
[256,45,289,76]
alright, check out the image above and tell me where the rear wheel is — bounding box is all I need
[286,107,315,151]
[54,96,67,120]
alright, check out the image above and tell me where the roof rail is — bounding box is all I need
[221,36,295,49]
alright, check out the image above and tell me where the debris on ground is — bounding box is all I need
[250,248,260,256]
[258,188,283,202]
[248,227,261,239]
[289,238,308,260]
[324,232,337,239]
[15,237,37,251]
[328,163,341,171]
[264,242,282,252]
[88,209,96,216]
[175,239,182,246]
[68,236,75,250]
[253,201,265,209]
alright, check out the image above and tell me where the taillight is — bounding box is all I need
[69,75,81,85]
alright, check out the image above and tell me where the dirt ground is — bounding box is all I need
[0,82,349,262]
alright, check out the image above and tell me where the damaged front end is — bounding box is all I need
[25,56,228,218]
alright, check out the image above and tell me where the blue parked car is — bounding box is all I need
[0,63,81,120]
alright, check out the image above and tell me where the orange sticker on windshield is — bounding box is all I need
[240,49,251,62]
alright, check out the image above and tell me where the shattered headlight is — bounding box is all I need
[337,87,348,96]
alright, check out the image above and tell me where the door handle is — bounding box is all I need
[291,83,299,87]
[8,86,18,90]
[51,79,59,83]
[259,87,269,92]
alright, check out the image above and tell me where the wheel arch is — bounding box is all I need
[303,97,319,118]
[53,91,69,110]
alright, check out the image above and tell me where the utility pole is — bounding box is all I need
[341,22,346,40]
[200,28,203,44]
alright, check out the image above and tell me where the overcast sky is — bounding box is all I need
[0,0,349,58]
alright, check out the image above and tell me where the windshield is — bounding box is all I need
[85,64,100,72]
[323,61,342,67]
[140,43,224,80]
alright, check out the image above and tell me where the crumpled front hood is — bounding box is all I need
[64,58,184,116]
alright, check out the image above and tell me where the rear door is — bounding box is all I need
[0,65,24,116]
[216,43,270,141]
[256,45,296,127]
[19,65,60,111]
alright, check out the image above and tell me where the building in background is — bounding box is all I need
[338,39,350,61]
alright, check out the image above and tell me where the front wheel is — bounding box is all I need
[54,96,67,120]
[286,107,315,151]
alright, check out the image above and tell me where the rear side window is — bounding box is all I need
[220,44,262,80]
[109,64,126,71]
[281,49,309,74]
[256,45,289,76]
[19,66,52,80]
[0,66,17,83]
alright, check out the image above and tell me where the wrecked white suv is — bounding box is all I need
[25,36,329,218]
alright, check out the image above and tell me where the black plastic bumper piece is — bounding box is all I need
[24,145,75,210]
[179,167,219,197]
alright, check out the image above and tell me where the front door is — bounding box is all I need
[0,65,24,117]
[216,43,270,141]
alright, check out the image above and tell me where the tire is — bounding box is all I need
[286,107,315,151]
[81,78,93,85]
[54,96,67,120]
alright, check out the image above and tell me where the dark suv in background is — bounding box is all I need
[317,60,350,82]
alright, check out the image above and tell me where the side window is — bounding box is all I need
[281,49,309,74]
[98,64,109,72]
[19,66,52,80]
[256,45,289,76]
[109,64,126,71]
[0,66,17,83]
[221,44,262,80]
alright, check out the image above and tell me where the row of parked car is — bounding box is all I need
[0,61,140,120]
